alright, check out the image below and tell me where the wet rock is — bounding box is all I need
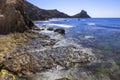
[47,27,54,31]
[33,46,96,70]
[54,28,65,34]
[56,77,70,80]
[0,0,35,34]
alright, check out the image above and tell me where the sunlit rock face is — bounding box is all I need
[0,0,34,34]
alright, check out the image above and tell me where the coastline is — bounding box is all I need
[0,20,120,80]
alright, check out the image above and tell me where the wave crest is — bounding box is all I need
[48,23,73,28]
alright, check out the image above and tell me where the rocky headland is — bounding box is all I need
[72,10,91,18]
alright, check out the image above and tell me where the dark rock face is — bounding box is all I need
[47,9,70,18]
[24,1,47,20]
[0,0,34,34]
[72,10,91,18]
[54,28,65,34]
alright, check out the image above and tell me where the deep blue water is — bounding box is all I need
[35,18,120,53]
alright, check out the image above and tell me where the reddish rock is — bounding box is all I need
[0,0,34,34]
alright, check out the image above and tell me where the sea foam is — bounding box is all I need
[87,22,96,26]
[48,23,73,28]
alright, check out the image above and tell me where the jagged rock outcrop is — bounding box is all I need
[72,10,91,18]
[0,0,34,34]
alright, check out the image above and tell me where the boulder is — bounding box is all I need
[54,28,65,34]
[0,0,35,34]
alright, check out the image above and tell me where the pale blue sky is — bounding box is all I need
[27,0,120,18]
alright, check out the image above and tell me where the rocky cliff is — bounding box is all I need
[72,10,91,18]
[0,0,34,34]
[24,1,90,20]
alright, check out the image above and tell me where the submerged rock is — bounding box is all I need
[47,27,54,31]
[0,0,35,34]
[54,28,65,34]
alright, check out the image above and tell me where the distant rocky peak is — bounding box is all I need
[80,10,87,14]
[53,9,58,11]
[72,10,91,18]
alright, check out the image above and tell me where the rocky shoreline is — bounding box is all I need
[0,25,120,80]
[0,25,96,80]
[0,31,41,79]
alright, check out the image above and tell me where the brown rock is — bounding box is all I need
[3,52,40,74]
[0,0,34,34]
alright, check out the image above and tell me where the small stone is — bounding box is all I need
[54,28,65,34]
